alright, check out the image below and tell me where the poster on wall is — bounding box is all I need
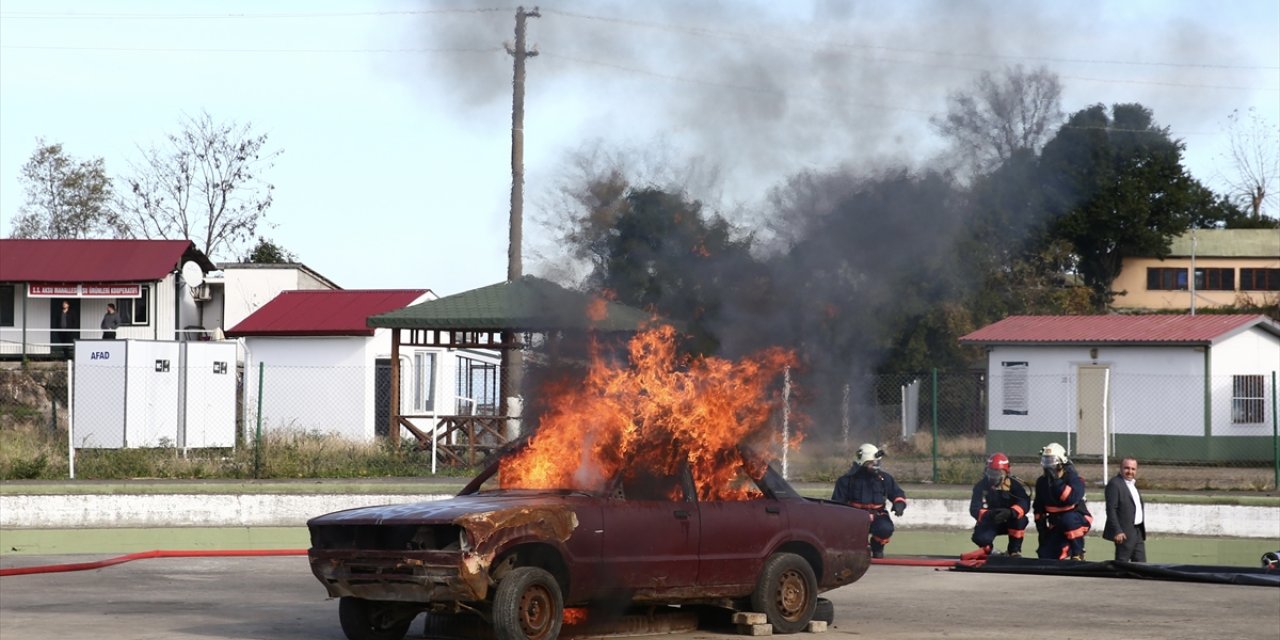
[1001,361,1029,415]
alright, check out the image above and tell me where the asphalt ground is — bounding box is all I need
[0,554,1276,640]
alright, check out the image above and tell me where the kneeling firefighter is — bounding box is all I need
[832,443,907,558]
[969,452,1030,557]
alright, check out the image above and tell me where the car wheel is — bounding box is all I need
[338,596,413,640]
[750,552,817,634]
[492,566,563,640]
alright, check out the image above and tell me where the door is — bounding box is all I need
[1076,365,1109,456]
[597,467,700,594]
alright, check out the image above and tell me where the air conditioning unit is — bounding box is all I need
[191,284,213,301]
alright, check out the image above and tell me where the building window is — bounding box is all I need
[118,286,150,326]
[0,284,14,327]
[1193,268,1234,291]
[1146,267,1187,291]
[456,355,498,415]
[1240,268,1280,291]
[413,352,436,412]
[1232,375,1265,424]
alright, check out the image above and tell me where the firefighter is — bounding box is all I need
[1032,442,1092,560]
[969,452,1030,557]
[832,443,907,558]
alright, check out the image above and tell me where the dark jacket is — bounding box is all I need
[970,474,1031,522]
[832,465,906,513]
[1103,473,1146,542]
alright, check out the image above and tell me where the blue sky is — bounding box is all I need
[2,0,1277,297]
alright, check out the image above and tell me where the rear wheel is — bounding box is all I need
[337,596,413,640]
[492,566,563,640]
[750,552,817,634]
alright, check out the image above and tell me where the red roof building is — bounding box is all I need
[959,314,1280,346]
[226,289,431,337]
[0,239,214,283]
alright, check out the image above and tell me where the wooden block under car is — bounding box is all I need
[807,620,828,632]
[736,622,773,635]
[732,612,769,625]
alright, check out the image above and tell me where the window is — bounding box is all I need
[1232,375,1265,424]
[118,286,150,326]
[1240,268,1280,291]
[413,352,436,412]
[1193,268,1234,291]
[1146,267,1187,291]
[0,284,14,327]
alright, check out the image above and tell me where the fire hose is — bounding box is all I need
[0,548,307,577]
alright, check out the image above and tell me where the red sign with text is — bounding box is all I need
[29,283,141,298]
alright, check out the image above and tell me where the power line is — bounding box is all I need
[0,44,504,54]
[0,8,514,20]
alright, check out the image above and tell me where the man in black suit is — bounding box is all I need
[1103,457,1146,562]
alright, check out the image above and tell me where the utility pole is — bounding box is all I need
[500,6,538,433]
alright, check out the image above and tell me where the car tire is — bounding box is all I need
[750,552,817,634]
[492,566,563,640]
[338,596,413,640]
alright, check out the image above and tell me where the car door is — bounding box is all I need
[597,466,700,593]
[695,467,790,589]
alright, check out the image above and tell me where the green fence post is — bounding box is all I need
[931,367,939,483]
[255,362,264,480]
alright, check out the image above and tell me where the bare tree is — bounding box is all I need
[1220,107,1279,220]
[118,112,282,260]
[931,65,1064,177]
[11,139,117,239]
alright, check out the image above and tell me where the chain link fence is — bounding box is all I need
[4,361,1278,488]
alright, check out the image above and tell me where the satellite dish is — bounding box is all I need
[181,261,205,288]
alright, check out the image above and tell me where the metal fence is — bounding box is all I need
[4,362,1277,486]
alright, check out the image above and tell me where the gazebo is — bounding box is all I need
[367,275,653,466]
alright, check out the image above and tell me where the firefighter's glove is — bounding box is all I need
[891,502,906,517]
[991,509,1012,525]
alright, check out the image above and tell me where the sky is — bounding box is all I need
[2,0,1277,298]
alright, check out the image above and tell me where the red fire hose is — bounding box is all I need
[0,548,307,577]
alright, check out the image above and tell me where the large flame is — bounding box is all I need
[500,324,800,500]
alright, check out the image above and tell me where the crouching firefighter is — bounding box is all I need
[832,443,907,558]
[969,452,1030,557]
[1033,442,1092,560]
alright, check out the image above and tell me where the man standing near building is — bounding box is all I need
[1104,457,1147,562]
[100,303,120,340]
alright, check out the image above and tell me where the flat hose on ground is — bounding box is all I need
[0,548,307,577]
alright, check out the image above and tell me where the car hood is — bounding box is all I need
[307,492,581,527]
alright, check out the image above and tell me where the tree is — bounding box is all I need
[118,112,281,260]
[931,65,1064,178]
[1220,107,1279,222]
[1040,103,1235,309]
[243,237,296,263]
[10,139,116,239]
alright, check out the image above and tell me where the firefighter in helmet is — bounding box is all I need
[969,452,1030,557]
[832,443,907,558]
[1032,442,1092,560]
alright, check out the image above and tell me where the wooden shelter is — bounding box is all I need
[367,275,653,465]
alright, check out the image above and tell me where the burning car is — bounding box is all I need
[308,443,871,640]
[309,325,871,639]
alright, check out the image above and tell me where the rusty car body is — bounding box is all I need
[307,446,872,640]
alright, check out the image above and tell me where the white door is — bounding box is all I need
[1075,365,1109,456]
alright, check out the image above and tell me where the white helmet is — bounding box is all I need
[855,443,884,468]
[1040,442,1068,469]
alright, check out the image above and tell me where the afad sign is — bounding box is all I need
[29,283,142,298]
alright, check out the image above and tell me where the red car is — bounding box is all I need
[307,445,871,640]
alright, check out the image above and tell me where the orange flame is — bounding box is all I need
[563,607,589,625]
[500,324,800,501]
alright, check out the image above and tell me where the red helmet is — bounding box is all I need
[987,452,1010,472]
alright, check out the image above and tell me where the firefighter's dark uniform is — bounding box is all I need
[1033,463,1092,560]
[969,473,1031,555]
[832,464,907,557]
